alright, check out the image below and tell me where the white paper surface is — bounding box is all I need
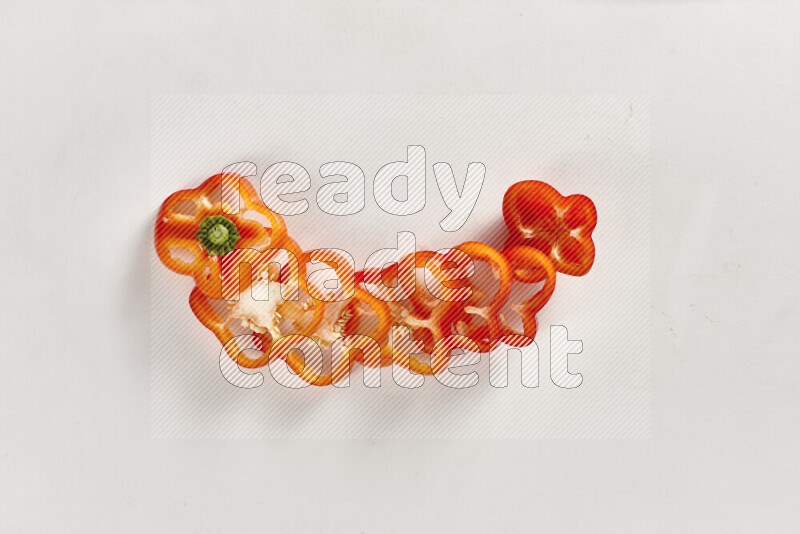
[2,2,799,532]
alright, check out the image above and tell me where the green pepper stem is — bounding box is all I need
[196,215,241,256]
[207,224,229,245]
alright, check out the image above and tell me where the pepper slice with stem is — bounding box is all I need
[155,173,288,299]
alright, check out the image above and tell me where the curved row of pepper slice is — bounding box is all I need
[155,173,597,386]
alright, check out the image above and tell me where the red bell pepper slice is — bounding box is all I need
[502,180,597,277]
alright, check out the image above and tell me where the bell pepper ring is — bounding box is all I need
[449,241,513,352]
[491,245,558,348]
[502,180,597,277]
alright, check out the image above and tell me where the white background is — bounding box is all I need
[1,1,798,532]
